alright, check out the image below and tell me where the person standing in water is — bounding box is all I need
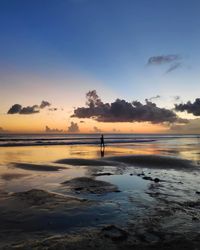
[100,134,105,157]
[100,134,105,148]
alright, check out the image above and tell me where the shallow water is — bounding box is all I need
[0,134,200,248]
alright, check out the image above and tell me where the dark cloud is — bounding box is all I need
[40,101,51,109]
[93,126,101,132]
[80,120,85,123]
[165,62,181,74]
[149,95,161,101]
[7,101,51,115]
[49,108,58,111]
[72,90,186,124]
[45,126,63,133]
[7,104,22,114]
[147,54,182,74]
[175,98,200,116]
[147,55,180,65]
[20,105,39,114]
[85,90,103,108]
[67,122,79,133]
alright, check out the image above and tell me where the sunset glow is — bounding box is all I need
[1,0,200,133]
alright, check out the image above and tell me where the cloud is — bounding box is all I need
[7,100,51,115]
[67,122,80,133]
[45,126,63,133]
[7,104,39,114]
[80,120,85,123]
[147,55,181,65]
[165,62,182,74]
[72,90,186,124]
[40,101,51,109]
[7,104,22,114]
[20,105,40,114]
[148,95,161,101]
[175,98,200,116]
[93,126,102,133]
[147,54,182,74]
[49,108,58,111]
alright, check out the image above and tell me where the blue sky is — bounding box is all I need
[1,0,200,77]
[0,0,200,132]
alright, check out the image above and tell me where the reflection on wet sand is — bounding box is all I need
[1,138,200,166]
[0,141,200,249]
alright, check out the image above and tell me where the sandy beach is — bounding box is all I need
[0,135,200,249]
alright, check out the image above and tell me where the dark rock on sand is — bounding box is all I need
[154,178,160,183]
[142,176,153,181]
[137,172,145,176]
[62,177,119,194]
[101,225,128,241]
[142,176,160,183]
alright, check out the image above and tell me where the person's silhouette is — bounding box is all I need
[100,134,105,157]
[100,134,105,149]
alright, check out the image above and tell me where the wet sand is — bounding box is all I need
[11,162,67,171]
[0,144,200,249]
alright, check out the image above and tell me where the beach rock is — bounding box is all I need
[101,225,128,241]
[154,178,160,183]
[137,172,145,176]
[142,176,153,181]
[62,177,119,194]
[142,176,160,183]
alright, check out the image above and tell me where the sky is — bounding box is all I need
[0,0,200,133]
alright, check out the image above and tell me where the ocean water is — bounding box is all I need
[0,133,200,162]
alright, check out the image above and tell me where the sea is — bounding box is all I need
[0,133,200,162]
